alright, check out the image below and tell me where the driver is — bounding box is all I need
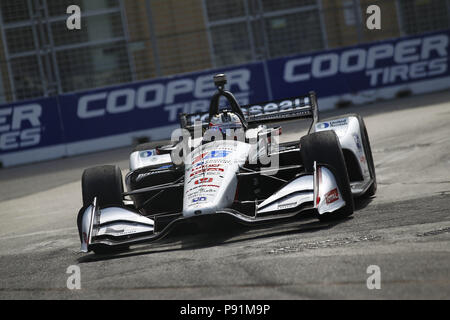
[209,110,243,135]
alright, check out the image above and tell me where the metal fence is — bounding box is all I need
[0,0,449,104]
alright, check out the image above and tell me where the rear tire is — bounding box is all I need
[300,131,354,222]
[82,165,124,208]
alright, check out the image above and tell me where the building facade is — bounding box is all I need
[0,0,448,104]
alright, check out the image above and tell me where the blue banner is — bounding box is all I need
[268,30,450,99]
[0,97,63,155]
[59,62,268,143]
[1,30,449,166]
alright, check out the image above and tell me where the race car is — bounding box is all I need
[77,73,377,254]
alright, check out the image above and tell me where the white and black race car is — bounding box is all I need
[77,74,376,254]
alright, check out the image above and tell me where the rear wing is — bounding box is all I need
[179,91,319,132]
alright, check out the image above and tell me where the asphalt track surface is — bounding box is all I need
[0,90,449,300]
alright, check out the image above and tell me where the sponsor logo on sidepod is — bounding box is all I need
[325,188,339,204]
[316,122,330,129]
[139,150,154,158]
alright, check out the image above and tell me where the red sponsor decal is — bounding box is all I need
[325,188,339,204]
[195,178,213,184]
[192,153,207,164]
[190,167,224,177]
[191,164,221,171]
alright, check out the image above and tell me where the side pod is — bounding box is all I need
[255,162,346,217]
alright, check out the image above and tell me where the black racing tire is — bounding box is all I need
[82,165,124,208]
[320,113,377,198]
[300,131,354,222]
[81,165,129,254]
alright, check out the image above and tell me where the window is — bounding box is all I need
[46,0,120,17]
[210,22,253,66]
[261,0,316,11]
[0,0,131,101]
[50,12,124,46]
[5,26,35,54]
[0,0,30,24]
[10,56,44,100]
[56,42,131,92]
[204,0,325,67]
[205,0,246,21]
[398,0,449,35]
[264,10,323,58]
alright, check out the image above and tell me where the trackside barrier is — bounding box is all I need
[1,30,449,167]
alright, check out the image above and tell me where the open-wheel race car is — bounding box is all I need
[77,74,377,254]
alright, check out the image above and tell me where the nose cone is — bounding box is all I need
[183,197,219,217]
[182,141,250,218]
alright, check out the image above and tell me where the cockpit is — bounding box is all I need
[209,110,244,134]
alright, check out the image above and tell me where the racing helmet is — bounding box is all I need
[209,110,243,134]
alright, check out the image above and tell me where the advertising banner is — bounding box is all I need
[268,30,450,107]
[59,63,268,144]
[1,30,449,166]
[0,97,65,166]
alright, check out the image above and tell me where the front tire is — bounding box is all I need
[81,165,129,254]
[82,165,124,208]
[300,131,354,222]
